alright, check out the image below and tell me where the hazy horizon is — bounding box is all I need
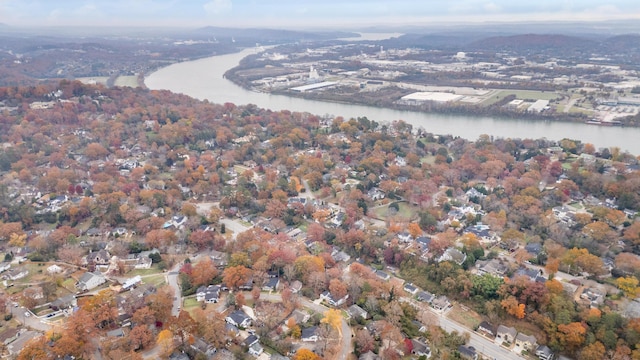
[1,0,640,29]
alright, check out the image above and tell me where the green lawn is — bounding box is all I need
[183,297,199,310]
[128,266,162,277]
[144,274,166,287]
[480,89,560,106]
[372,201,418,221]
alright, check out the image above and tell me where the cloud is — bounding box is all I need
[204,0,232,15]
[483,2,501,13]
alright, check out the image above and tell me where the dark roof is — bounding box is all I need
[301,326,318,339]
[458,345,477,357]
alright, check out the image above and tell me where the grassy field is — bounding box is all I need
[144,274,166,287]
[372,201,418,221]
[481,89,561,106]
[128,266,162,277]
[447,303,482,329]
[76,76,109,85]
[113,75,139,87]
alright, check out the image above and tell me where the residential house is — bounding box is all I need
[5,267,28,281]
[289,309,311,325]
[0,328,20,346]
[416,290,435,303]
[210,250,229,269]
[415,236,431,251]
[403,283,419,295]
[458,345,478,360]
[347,304,369,320]
[397,231,412,243]
[476,259,508,278]
[320,291,349,307]
[111,227,128,237]
[290,280,303,294]
[76,271,106,291]
[190,337,217,358]
[514,267,546,283]
[301,326,320,342]
[525,242,543,257]
[331,212,346,227]
[262,277,279,292]
[331,248,351,263]
[86,228,105,237]
[536,345,554,360]
[438,248,467,266]
[196,285,221,303]
[249,343,264,356]
[374,269,391,281]
[515,333,538,352]
[496,325,517,344]
[431,296,451,311]
[411,338,431,358]
[243,334,259,347]
[466,188,486,200]
[367,187,386,201]
[464,223,497,243]
[50,294,77,311]
[359,351,381,360]
[47,264,63,274]
[85,249,111,266]
[121,275,142,291]
[477,321,496,338]
[580,287,605,307]
[225,310,252,328]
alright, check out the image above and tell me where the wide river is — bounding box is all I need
[146,48,640,155]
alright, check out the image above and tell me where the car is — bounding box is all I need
[13,302,18,308]
[24,311,30,317]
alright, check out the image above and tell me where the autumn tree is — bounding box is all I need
[129,325,154,351]
[190,257,218,288]
[156,329,175,357]
[616,276,640,297]
[501,295,525,319]
[293,348,320,360]
[557,322,586,352]
[222,265,252,290]
[321,308,342,335]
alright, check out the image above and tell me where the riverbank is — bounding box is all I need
[144,48,640,154]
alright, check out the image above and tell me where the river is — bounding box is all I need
[145,48,640,155]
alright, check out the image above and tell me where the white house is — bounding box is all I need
[47,264,63,274]
[225,310,252,328]
[76,271,106,291]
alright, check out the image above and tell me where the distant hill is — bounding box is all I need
[194,26,356,44]
[379,33,482,50]
[600,34,640,53]
[467,34,597,52]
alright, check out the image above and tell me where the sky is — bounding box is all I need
[1,0,640,28]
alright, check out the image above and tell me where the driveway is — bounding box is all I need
[10,306,51,332]
[220,217,251,239]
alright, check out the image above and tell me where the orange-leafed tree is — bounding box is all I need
[190,257,218,288]
[129,325,154,351]
[156,329,175,357]
[293,348,321,360]
[222,265,252,290]
[557,322,586,352]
